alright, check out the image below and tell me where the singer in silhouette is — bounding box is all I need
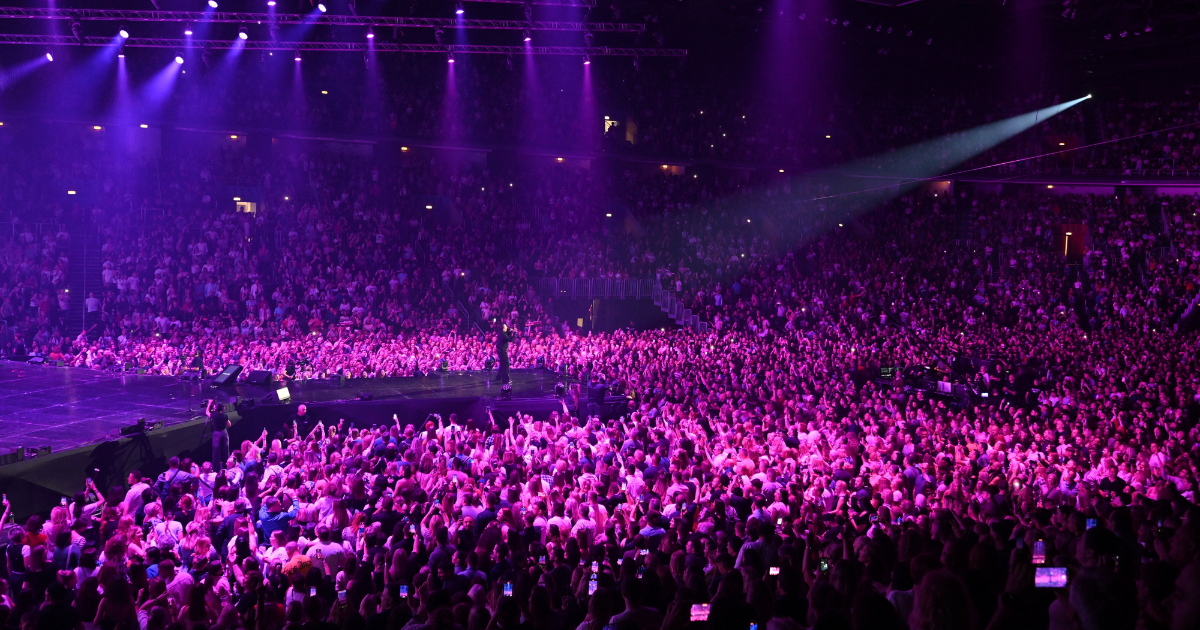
[496,321,514,385]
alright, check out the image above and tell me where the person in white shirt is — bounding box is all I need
[122,471,151,518]
[262,531,291,566]
[570,505,596,538]
[305,526,346,576]
[545,503,572,539]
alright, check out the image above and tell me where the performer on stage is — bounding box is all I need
[496,320,514,384]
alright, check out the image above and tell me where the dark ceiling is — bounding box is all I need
[1,0,1197,95]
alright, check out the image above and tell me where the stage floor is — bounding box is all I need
[0,361,562,455]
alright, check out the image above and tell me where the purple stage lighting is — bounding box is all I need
[238,27,249,40]
[184,27,193,35]
[583,54,590,65]
[367,28,375,39]
[448,52,455,63]
[294,51,301,61]
[119,27,129,39]
[523,30,532,42]
[45,52,53,62]
[208,0,218,7]
[455,2,465,14]
[0,54,51,92]
[175,54,184,64]
[317,3,327,13]
[268,0,276,5]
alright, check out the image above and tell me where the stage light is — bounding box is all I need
[231,135,238,139]
[175,53,185,64]
[455,2,464,14]
[556,157,563,162]
[68,190,76,195]
[317,3,327,12]
[93,125,102,130]
[46,52,53,61]
[425,205,433,209]
[140,124,148,128]
[523,29,531,42]
[238,27,248,40]
[435,29,445,45]
[294,51,301,61]
[71,21,83,44]
[447,52,455,63]
[268,0,276,4]
[184,26,193,35]
[119,26,129,38]
[208,0,218,7]
[233,197,241,201]
[401,146,408,151]
[583,54,590,65]
[321,90,328,94]
[367,28,375,39]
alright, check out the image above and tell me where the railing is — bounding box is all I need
[972,165,1200,179]
[1150,246,1181,262]
[1,221,67,239]
[538,277,654,300]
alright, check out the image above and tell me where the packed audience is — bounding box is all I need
[1,93,1200,630]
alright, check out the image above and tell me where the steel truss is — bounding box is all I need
[0,7,631,31]
[0,33,686,57]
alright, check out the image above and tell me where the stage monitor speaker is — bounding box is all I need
[212,365,243,386]
[245,370,273,386]
[263,386,291,404]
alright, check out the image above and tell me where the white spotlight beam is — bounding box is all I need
[835,96,1091,180]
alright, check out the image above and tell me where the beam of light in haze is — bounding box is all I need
[757,0,829,108]
[441,53,461,140]
[833,96,1091,182]
[365,35,383,127]
[579,57,596,151]
[735,97,1092,232]
[41,39,122,117]
[111,54,132,128]
[521,41,543,147]
[139,56,184,118]
[0,55,51,92]
[290,54,307,129]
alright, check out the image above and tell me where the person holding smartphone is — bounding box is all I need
[607,579,663,630]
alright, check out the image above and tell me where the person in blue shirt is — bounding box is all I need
[257,495,297,542]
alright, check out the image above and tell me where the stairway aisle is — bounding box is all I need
[65,232,102,338]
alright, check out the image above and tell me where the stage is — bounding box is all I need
[0,361,567,518]
[0,361,563,454]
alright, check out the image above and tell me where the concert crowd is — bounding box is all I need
[1,97,1200,630]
